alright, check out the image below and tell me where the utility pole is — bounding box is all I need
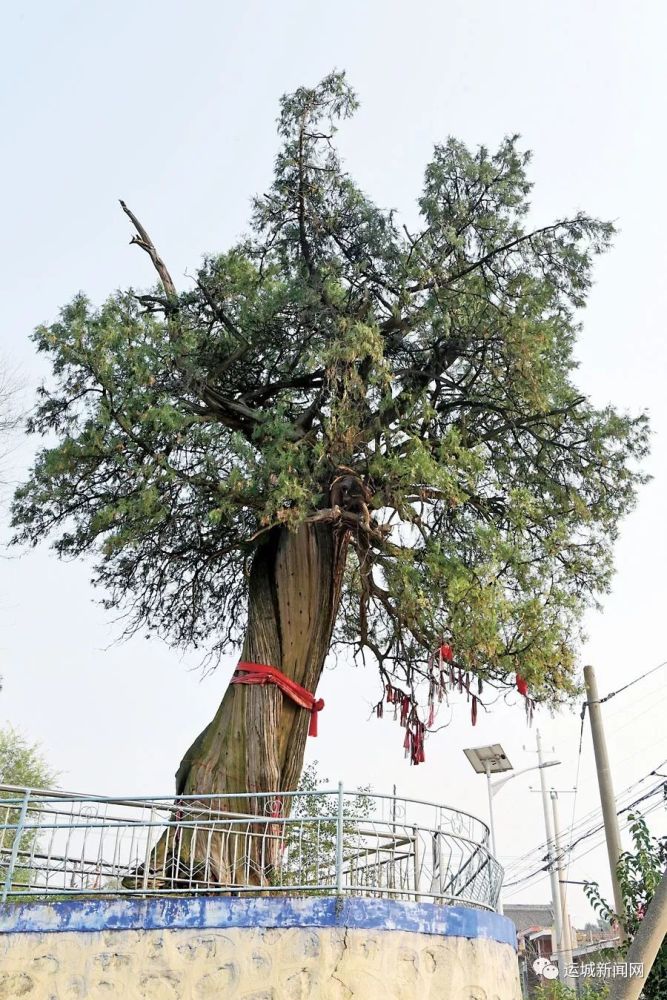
[463,744,560,918]
[483,761,498,858]
[584,664,626,941]
[551,790,574,970]
[536,729,567,981]
[483,760,503,915]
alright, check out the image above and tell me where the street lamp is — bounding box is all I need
[463,743,561,860]
[463,744,560,915]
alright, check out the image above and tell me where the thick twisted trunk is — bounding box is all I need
[178,520,347,796]
[145,521,348,887]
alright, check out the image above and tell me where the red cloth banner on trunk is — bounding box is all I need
[231,662,325,737]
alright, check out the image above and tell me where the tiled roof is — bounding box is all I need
[504,903,554,932]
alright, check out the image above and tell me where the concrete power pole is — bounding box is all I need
[536,729,567,980]
[551,790,574,970]
[584,664,626,941]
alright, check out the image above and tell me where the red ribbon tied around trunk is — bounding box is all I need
[231,662,325,737]
[516,674,529,697]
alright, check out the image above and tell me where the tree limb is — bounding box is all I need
[407,218,587,293]
[119,200,178,302]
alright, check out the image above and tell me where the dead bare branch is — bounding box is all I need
[119,200,178,302]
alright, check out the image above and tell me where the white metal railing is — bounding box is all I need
[0,783,503,911]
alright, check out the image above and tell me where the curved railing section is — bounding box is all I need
[0,784,502,911]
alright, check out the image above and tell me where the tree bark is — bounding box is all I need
[144,521,348,887]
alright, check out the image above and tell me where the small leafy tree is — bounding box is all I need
[281,761,372,890]
[584,811,667,1000]
[0,725,57,893]
[11,72,648,879]
[0,725,55,789]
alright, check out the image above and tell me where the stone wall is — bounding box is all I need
[0,897,521,1000]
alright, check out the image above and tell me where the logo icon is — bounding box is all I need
[533,957,559,979]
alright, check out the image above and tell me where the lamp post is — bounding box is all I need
[463,743,560,913]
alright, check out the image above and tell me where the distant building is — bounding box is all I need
[505,903,555,937]
[505,904,621,997]
[504,904,555,996]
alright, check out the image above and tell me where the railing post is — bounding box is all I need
[429,828,442,896]
[142,807,157,890]
[335,781,344,895]
[413,824,422,902]
[389,784,397,891]
[2,788,31,902]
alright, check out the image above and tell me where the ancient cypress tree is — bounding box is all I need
[13,74,647,821]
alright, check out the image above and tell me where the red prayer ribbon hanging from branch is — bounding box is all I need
[231,662,325,736]
[516,673,535,725]
[375,644,538,764]
[381,682,427,765]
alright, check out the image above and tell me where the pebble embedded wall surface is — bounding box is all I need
[0,897,521,1000]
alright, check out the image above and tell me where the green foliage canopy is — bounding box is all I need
[0,725,56,892]
[12,73,648,711]
[0,725,55,790]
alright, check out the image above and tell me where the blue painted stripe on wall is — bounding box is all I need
[0,896,517,948]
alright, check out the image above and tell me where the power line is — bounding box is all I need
[504,756,667,870]
[503,782,665,890]
[606,689,667,739]
[502,764,665,878]
[604,675,667,722]
[566,779,665,855]
[502,777,666,890]
[503,798,665,901]
[611,733,667,770]
[595,658,667,707]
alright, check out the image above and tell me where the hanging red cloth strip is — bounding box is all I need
[231,662,325,737]
[439,643,454,663]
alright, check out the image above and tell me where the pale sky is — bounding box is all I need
[2,0,667,926]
